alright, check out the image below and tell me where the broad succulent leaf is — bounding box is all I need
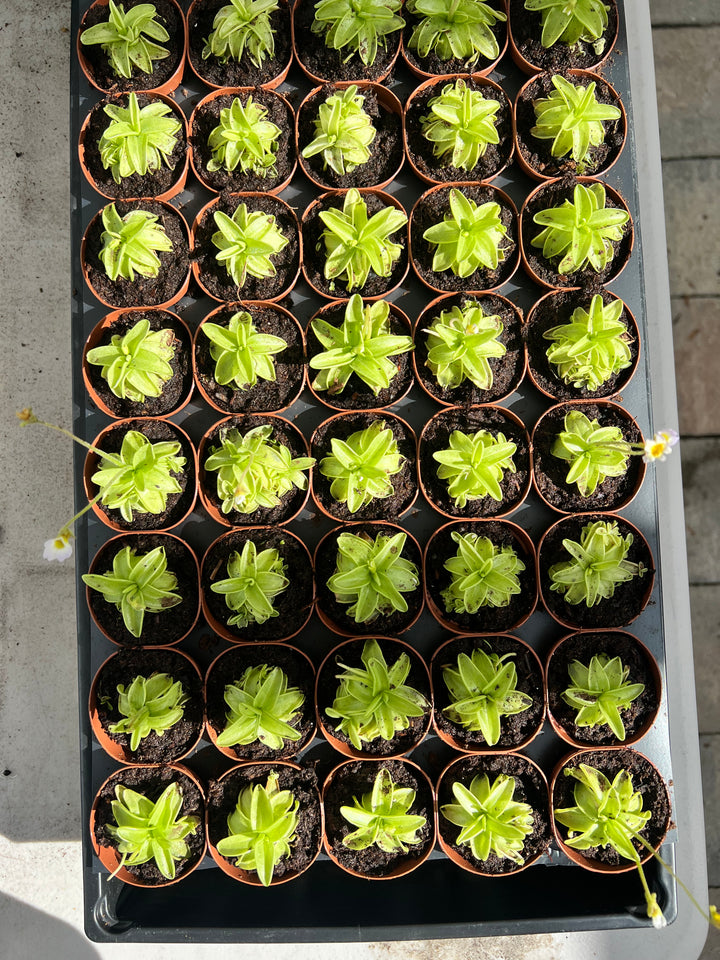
[524,0,610,51]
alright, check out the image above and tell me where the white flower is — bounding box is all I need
[43,531,73,563]
[646,893,666,929]
[643,428,679,464]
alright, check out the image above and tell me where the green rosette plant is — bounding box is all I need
[203,423,314,516]
[406,0,507,67]
[562,653,645,741]
[86,317,176,403]
[217,664,304,749]
[340,767,427,852]
[442,647,532,745]
[80,0,170,79]
[548,519,647,607]
[215,772,298,886]
[441,531,525,613]
[423,188,509,278]
[433,428,517,506]
[302,86,377,177]
[550,409,633,496]
[99,203,174,282]
[318,420,405,514]
[420,79,501,172]
[310,295,413,397]
[83,544,181,637]
[325,638,429,750]
[103,673,188,750]
[327,530,420,624]
[423,300,506,391]
[311,0,405,67]
[206,96,282,177]
[201,311,287,392]
[530,181,629,275]
[530,74,621,171]
[318,188,407,293]
[210,540,289,626]
[98,92,182,184]
[524,0,610,52]
[441,773,534,864]
[211,203,289,288]
[105,781,200,881]
[203,0,278,66]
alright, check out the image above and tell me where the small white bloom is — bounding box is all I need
[43,531,73,563]
[647,893,666,929]
[643,428,679,464]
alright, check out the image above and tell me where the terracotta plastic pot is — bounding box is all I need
[89,646,205,763]
[297,81,404,191]
[525,288,640,402]
[424,518,538,634]
[83,308,194,419]
[301,188,409,301]
[519,176,634,291]
[77,0,187,96]
[436,751,551,875]
[85,531,201,647]
[316,636,433,759]
[409,182,520,295]
[80,198,192,311]
[531,400,647,514]
[189,86,297,195]
[200,526,315,643]
[206,761,323,885]
[313,521,424,636]
[322,758,436,879]
[403,74,514,185]
[90,763,206,887]
[83,418,198,533]
[192,301,306,416]
[204,643,317,761]
[430,634,545,753]
[513,70,627,182]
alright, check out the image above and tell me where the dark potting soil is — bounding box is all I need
[437,753,551,874]
[82,92,187,199]
[87,533,200,646]
[317,638,431,756]
[193,193,300,302]
[187,0,292,88]
[324,759,434,877]
[83,199,190,308]
[201,528,314,641]
[546,631,659,747]
[414,292,525,406]
[509,0,619,73]
[298,83,403,190]
[520,175,633,290]
[552,747,670,867]
[538,513,654,629]
[311,411,418,521]
[410,183,518,293]
[199,414,311,525]
[404,77,513,184]
[532,401,644,513]
[190,88,296,194]
[87,419,197,531]
[93,765,206,885]
[425,519,537,633]
[432,634,544,751]
[419,405,530,518]
[194,304,305,414]
[401,0,507,77]
[207,764,322,880]
[85,310,193,418]
[302,190,408,300]
[307,302,413,410]
[314,522,424,635]
[293,0,401,83]
[205,644,316,760]
[525,288,639,401]
[514,71,625,179]
[94,647,204,762]
[79,0,184,93]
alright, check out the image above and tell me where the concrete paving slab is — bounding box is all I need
[662,159,720,298]
[672,297,720,436]
[690,585,720,734]
[681,438,720,584]
[651,3,719,26]
[701,736,720,887]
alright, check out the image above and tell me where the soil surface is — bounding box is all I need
[402,0,507,76]
[509,0,619,72]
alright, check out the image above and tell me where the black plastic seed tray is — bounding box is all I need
[71,0,678,942]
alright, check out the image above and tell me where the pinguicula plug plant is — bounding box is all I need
[423,300,505,391]
[212,203,289,288]
[327,530,420,624]
[216,664,304,750]
[201,310,287,392]
[82,544,182,637]
[80,0,171,79]
[433,428,517,507]
[311,0,405,67]
[203,0,278,67]
[102,673,188,751]
[318,420,404,514]
[339,767,427,852]
[210,540,289,626]
[98,92,182,184]
[550,409,632,497]
[441,531,526,613]
[206,95,282,177]
[405,0,507,68]
[524,0,610,53]
[423,188,509,278]
[309,295,414,397]
[86,317,176,403]
[99,203,174,282]
[562,653,645,742]
[302,85,377,176]
[419,79,501,172]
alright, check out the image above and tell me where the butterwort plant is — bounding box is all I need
[441,531,525,613]
[441,773,534,864]
[201,311,287,392]
[311,0,405,67]
[423,300,506,391]
[433,428,517,506]
[203,0,278,67]
[423,188,509,278]
[86,317,176,403]
[318,420,405,514]
[217,664,304,750]
[524,0,610,53]
[103,673,188,750]
[206,96,282,177]
[98,92,182,184]
[81,0,170,78]
[210,540,289,626]
[561,653,645,741]
[420,79,501,172]
[340,767,427,852]
[99,203,174,282]
[406,0,507,68]
[212,203,289,288]
[302,85,377,177]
